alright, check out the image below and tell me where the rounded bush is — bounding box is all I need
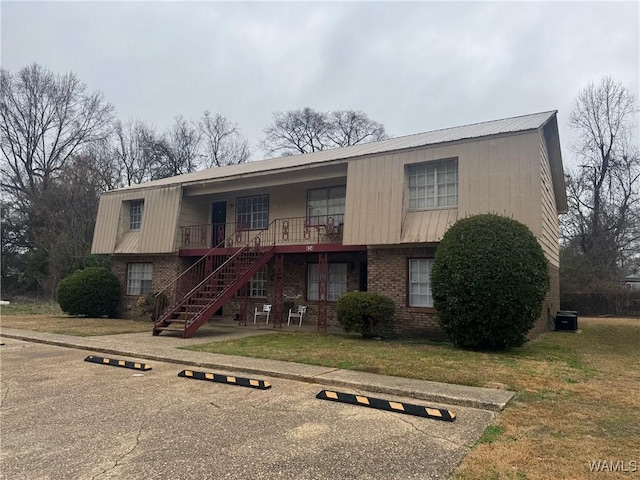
[57,267,120,318]
[431,214,549,350]
[336,291,395,338]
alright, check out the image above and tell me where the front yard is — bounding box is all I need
[2,305,638,479]
[183,318,640,480]
[0,303,151,336]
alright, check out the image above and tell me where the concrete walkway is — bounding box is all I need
[0,325,514,412]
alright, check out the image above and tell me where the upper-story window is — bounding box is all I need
[407,159,458,209]
[236,194,269,230]
[129,200,144,230]
[307,186,346,225]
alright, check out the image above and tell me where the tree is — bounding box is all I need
[0,64,114,297]
[260,107,388,157]
[29,155,107,293]
[563,76,640,282]
[150,112,250,179]
[152,116,202,179]
[0,64,114,201]
[112,119,161,187]
[199,111,250,167]
[327,110,387,147]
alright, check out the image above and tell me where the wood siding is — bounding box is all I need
[94,128,563,257]
[343,131,543,245]
[91,186,181,254]
[539,134,561,267]
[344,154,405,245]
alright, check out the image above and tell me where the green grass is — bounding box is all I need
[477,425,504,444]
[182,329,596,390]
[0,302,151,336]
[1,302,62,316]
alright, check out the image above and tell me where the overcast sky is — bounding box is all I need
[2,1,639,169]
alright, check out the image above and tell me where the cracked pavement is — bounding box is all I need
[0,339,496,479]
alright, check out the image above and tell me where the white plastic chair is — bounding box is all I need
[253,304,272,324]
[287,305,307,327]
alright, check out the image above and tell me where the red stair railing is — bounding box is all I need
[153,220,276,336]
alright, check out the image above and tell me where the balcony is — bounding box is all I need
[178,215,345,252]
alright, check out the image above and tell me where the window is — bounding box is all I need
[308,263,347,301]
[407,159,457,209]
[129,200,144,230]
[127,263,153,296]
[307,186,346,225]
[408,259,433,307]
[236,195,269,230]
[249,266,268,298]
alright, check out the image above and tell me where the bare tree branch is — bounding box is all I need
[1,64,114,197]
[199,111,250,167]
[563,76,639,279]
[260,107,388,157]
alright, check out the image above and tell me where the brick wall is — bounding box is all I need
[529,263,560,339]
[222,252,364,328]
[367,246,446,339]
[111,254,189,318]
[367,246,559,341]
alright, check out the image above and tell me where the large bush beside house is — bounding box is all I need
[336,292,395,338]
[57,267,120,318]
[431,214,549,350]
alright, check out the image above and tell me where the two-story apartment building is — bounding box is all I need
[91,111,567,339]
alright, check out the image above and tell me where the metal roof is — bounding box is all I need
[110,110,558,193]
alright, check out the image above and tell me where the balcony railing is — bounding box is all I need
[178,215,344,249]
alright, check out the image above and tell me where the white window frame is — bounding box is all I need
[236,194,269,230]
[407,159,458,209]
[127,263,153,296]
[308,263,347,302]
[307,186,346,226]
[408,259,433,307]
[129,200,144,230]
[249,266,268,298]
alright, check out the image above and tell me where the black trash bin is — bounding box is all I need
[555,310,578,331]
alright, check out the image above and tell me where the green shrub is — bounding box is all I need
[336,292,395,338]
[136,292,168,321]
[431,214,549,350]
[57,267,120,318]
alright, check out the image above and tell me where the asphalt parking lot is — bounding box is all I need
[1,339,496,479]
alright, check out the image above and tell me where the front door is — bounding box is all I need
[212,201,227,247]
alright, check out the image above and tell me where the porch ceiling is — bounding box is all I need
[182,163,348,197]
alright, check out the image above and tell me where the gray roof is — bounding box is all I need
[112,110,558,193]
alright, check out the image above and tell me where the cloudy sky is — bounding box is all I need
[2,1,638,169]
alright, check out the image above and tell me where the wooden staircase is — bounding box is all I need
[153,224,275,338]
